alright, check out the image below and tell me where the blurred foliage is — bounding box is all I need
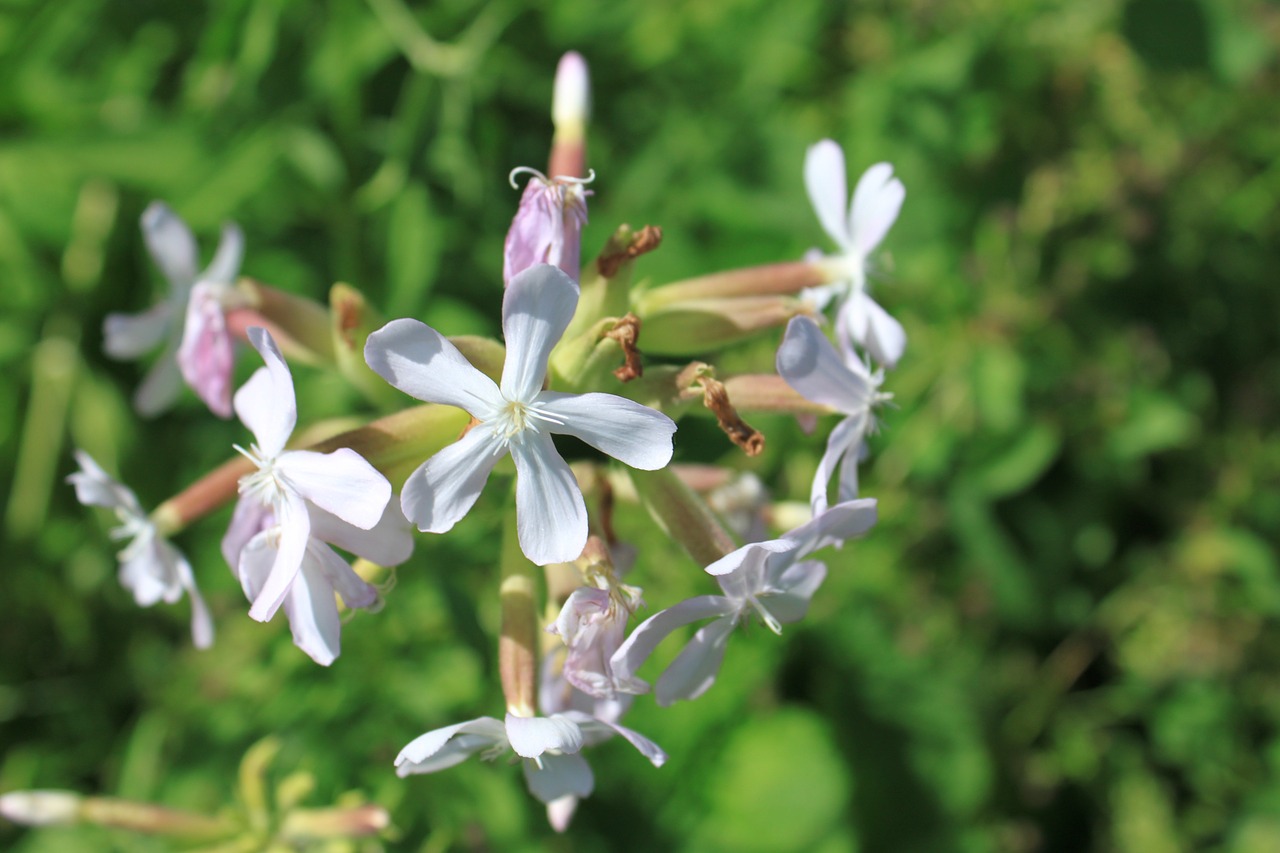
[2,0,1279,850]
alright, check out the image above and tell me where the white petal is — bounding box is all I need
[278,448,389,529]
[132,346,184,418]
[247,491,311,622]
[103,304,173,360]
[762,560,827,624]
[400,424,503,534]
[67,451,142,515]
[565,712,667,767]
[141,201,197,287]
[500,264,579,402]
[395,717,507,775]
[222,496,272,573]
[524,754,594,804]
[505,713,584,759]
[654,616,736,706]
[859,293,907,368]
[511,432,587,565]
[609,595,737,688]
[703,538,796,577]
[203,222,244,284]
[804,140,852,251]
[536,392,676,471]
[546,796,579,833]
[119,537,177,606]
[849,162,904,255]
[776,316,870,415]
[783,497,878,558]
[236,530,276,604]
[181,561,216,650]
[308,539,378,610]
[282,554,342,666]
[364,318,499,414]
[809,414,865,513]
[235,328,297,458]
[308,500,414,566]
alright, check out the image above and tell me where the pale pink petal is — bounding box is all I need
[537,392,675,470]
[777,316,871,415]
[141,202,198,287]
[849,162,904,255]
[103,303,173,360]
[178,283,234,419]
[281,553,342,666]
[364,318,500,414]
[510,431,587,565]
[308,501,413,567]
[234,327,297,457]
[133,346,184,417]
[277,447,389,529]
[524,754,593,804]
[504,713,584,758]
[221,496,272,575]
[247,490,311,622]
[395,717,506,775]
[503,178,559,285]
[654,615,737,706]
[400,423,503,534]
[609,595,737,690]
[809,414,866,513]
[204,223,244,284]
[501,265,580,402]
[804,140,851,251]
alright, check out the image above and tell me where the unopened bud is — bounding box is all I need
[551,52,590,144]
[280,804,391,840]
[0,790,81,826]
[638,295,807,357]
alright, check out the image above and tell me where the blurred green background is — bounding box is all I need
[3,0,1279,850]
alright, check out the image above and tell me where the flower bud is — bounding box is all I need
[0,790,81,826]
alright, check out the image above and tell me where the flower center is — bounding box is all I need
[490,398,564,446]
[746,594,784,636]
[233,443,287,508]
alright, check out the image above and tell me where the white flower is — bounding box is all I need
[395,710,665,817]
[610,498,877,705]
[104,202,243,417]
[67,450,213,648]
[803,140,906,367]
[776,316,890,513]
[229,328,396,626]
[364,263,677,565]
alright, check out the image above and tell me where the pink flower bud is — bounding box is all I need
[503,168,592,285]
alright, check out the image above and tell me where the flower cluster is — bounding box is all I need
[68,52,910,833]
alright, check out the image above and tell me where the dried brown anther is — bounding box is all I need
[597,225,663,278]
[678,363,766,456]
[605,313,644,381]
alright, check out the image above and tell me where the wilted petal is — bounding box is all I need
[804,140,851,251]
[504,178,559,284]
[524,753,593,804]
[400,423,503,534]
[309,501,414,567]
[511,431,587,565]
[849,162,904,255]
[247,490,310,622]
[505,713,584,759]
[103,303,172,360]
[278,447,390,530]
[609,595,737,690]
[364,318,500,414]
[654,615,736,706]
[141,202,198,287]
[178,283,234,418]
[500,265,579,402]
[538,392,676,470]
[235,328,297,457]
[777,316,870,415]
[395,717,507,775]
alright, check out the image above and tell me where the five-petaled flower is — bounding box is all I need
[228,327,403,653]
[395,710,665,825]
[776,315,891,513]
[67,450,214,648]
[364,263,677,566]
[104,201,245,417]
[803,139,907,368]
[609,497,877,705]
